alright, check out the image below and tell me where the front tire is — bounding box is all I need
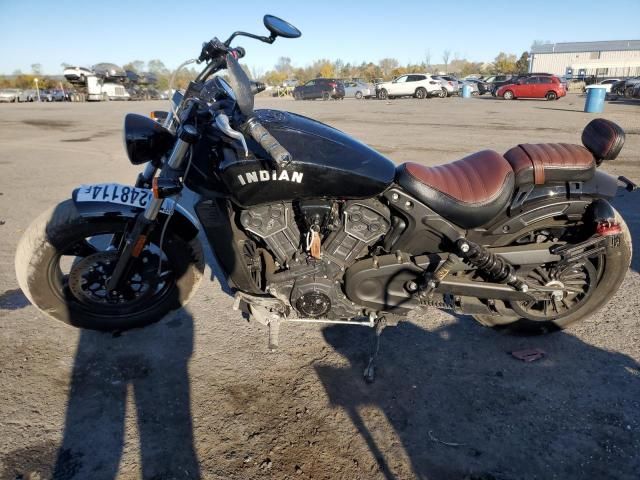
[355,91,363,99]
[378,88,388,100]
[503,90,514,100]
[15,200,204,331]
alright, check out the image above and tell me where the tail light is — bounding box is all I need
[328,82,337,88]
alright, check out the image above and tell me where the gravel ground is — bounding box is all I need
[1,94,639,480]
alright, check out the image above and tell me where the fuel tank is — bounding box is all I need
[218,109,396,206]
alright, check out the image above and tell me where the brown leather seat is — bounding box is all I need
[396,150,515,229]
[504,143,595,186]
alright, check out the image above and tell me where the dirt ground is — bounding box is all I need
[1,94,639,480]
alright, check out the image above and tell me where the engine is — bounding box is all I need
[238,198,391,318]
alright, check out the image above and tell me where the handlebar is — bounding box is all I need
[244,117,292,166]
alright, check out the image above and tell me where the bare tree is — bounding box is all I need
[379,58,399,78]
[442,50,451,73]
[31,63,42,75]
[275,57,292,74]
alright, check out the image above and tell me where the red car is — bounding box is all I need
[497,75,566,100]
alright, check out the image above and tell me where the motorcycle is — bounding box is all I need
[16,15,636,381]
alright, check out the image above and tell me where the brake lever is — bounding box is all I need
[214,113,249,157]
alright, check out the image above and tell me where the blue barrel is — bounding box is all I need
[461,84,472,98]
[584,86,606,113]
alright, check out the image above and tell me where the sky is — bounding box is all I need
[1,0,639,76]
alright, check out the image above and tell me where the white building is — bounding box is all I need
[530,40,640,78]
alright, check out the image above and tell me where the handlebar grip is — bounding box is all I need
[245,119,292,165]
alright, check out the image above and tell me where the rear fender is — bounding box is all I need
[71,187,200,243]
[468,170,621,245]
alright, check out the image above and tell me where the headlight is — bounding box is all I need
[123,114,175,165]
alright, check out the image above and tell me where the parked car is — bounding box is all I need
[343,80,374,99]
[16,89,44,102]
[611,77,640,97]
[433,75,459,96]
[497,75,566,100]
[293,78,345,100]
[0,89,21,102]
[63,66,94,84]
[490,73,555,96]
[376,74,444,100]
[463,78,490,95]
[48,90,70,101]
[457,80,480,95]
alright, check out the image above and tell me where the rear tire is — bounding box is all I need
[322,92,330,101]
[355,91,363,99]
[15,200,204,331]
[545,91,557,101]
[473,210,632,333]
[415,87,427,99]
[438,88,447,98]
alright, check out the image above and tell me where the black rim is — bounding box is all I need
[240,239,264,290]
[512,260,598,321]
[48,226,178,318]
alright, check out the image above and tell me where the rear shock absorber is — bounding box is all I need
[456,239,529,292]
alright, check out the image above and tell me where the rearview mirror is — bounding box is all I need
[264,15,301,39]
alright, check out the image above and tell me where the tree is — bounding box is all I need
[516,51,530,74]
[379,58,399,78]
[492,52,518,74]
[442,50,451,73]
[147,59,169,75]
[275,56,292,74]
[60,62,72,70]
[124,60,146,72]
[424,49,431,71]
[31,63,42,75]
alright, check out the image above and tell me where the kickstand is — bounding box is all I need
[268,318,280,352]
[363,317,386,384]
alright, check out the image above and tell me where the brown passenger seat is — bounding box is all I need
[503,143,596,186]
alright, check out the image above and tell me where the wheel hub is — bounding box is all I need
[68,251,158,306]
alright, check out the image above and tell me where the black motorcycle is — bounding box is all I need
[16,15,636,375]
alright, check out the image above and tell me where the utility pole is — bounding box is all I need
[34,78,40,102]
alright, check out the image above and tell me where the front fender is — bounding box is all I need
[71,187,200,243]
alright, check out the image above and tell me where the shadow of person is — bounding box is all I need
[52,310,200,480]
[316,318,640,480]
[612,188,640,272]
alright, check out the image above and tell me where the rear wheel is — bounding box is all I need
[473,211,631,332]
[545,91,557,101]
[438,88,447,98]
[15,200,204,331]
[503,90,514,100]
[355,91,363,100]
[322,92,330,101]
[415,87,427,99]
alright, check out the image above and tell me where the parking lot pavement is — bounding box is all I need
[1,96,639,480]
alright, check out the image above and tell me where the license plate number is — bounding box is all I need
[77,183,151,209]
[76,183,175,215]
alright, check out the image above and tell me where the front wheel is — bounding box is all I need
[503,90,514,100]
[15,200,204,331]
[322,92,330,101]
[377,88,388,100]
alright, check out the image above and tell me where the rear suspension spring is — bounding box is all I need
[456,239,528,292]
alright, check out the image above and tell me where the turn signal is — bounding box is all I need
[152,177,182,199]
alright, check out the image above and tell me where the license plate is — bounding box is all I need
[75,183,174,214]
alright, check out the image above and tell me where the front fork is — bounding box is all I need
[105,126,198,293]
